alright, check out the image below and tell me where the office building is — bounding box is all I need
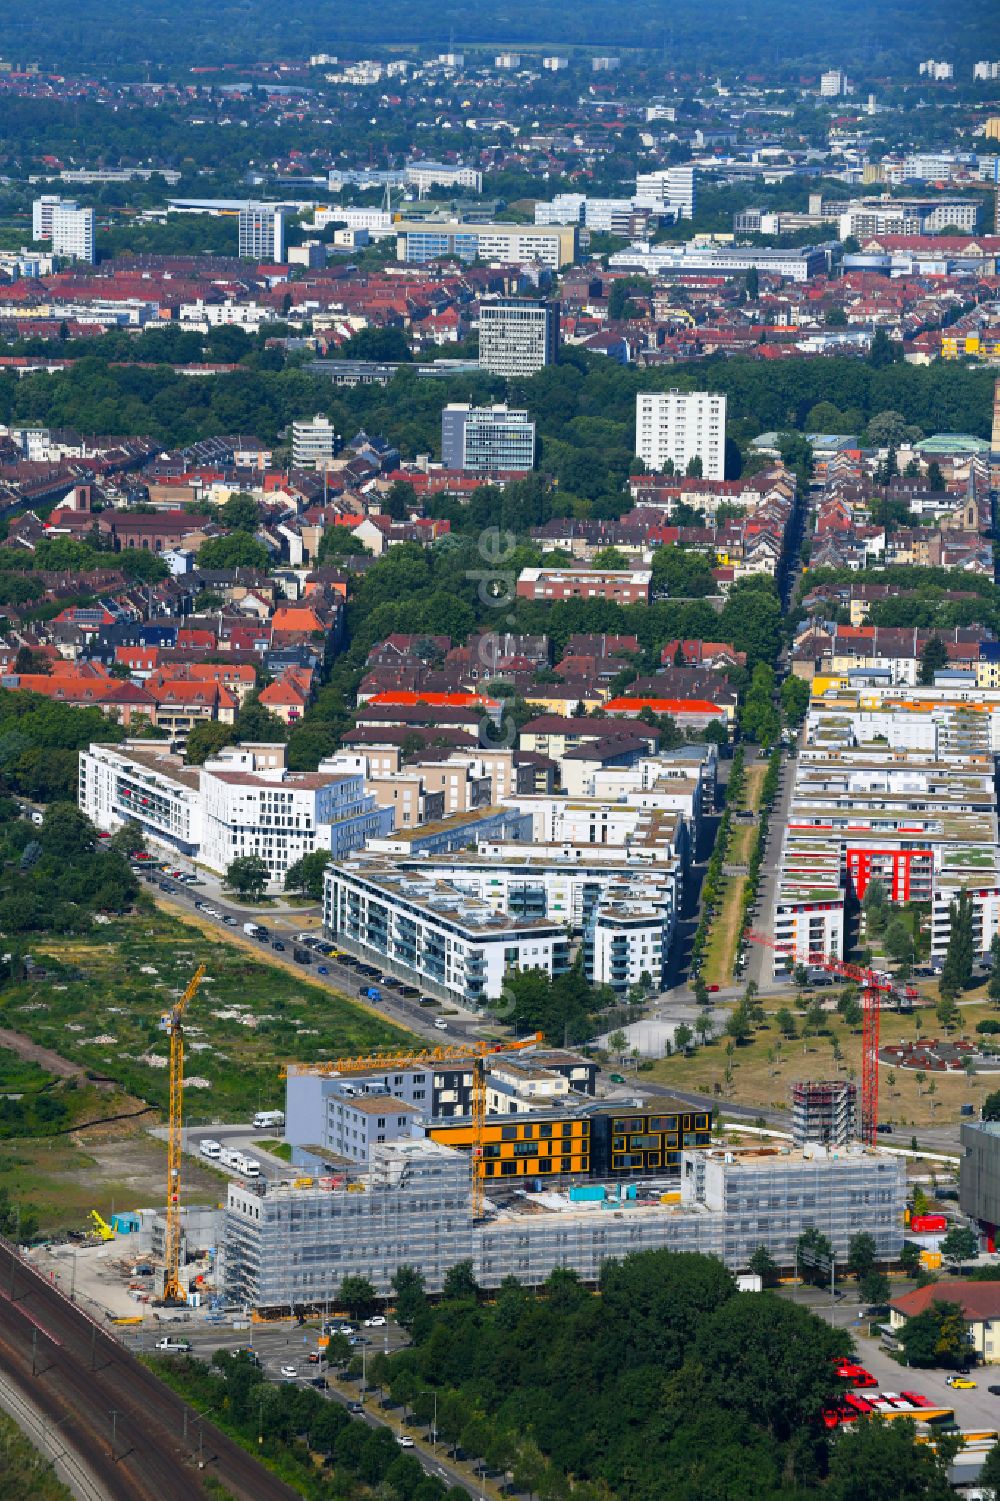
[959,1121,1000,1249]
[839,197,979,239]
[36,198,95,263]
[223,1139,904,1311]
[394,220,577,270]
[791,1080,857,1146]
[238,202,287,262]
[405,160,483,194]
[635,389,727,480]
[478,298,559,377]
[79,741,392,889]
[634,166,697,219]
[291,414,340,469]
[441,402,535,472]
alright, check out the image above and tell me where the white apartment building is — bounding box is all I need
[47,202,95,263]
[839,198,979,239]
[918,59,954,80]
[238,203,287,262]
[179,301,271,329]
[820,70,850,96]
[32,195,64,240]
[478,298,559,377]
[635,389,727,480]
[291,414,339,469]
[79,741,393,888]
[974,61,1000,80]
[324,855,574,1006]
[543,56,569,70]
[634,166,697,219]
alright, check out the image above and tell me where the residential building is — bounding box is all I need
[291,414,340,469]
[238,202,287,262]
[478,298,559,377]
[918,59,954,80]
[820,70,850,97]
[441,403,535,472]
[889,1281,1000,1363]
[79,741,392,888]
[394,220,577,270]
[609,243,827,282]
[50,203,95,263]
[515,567,651,604]
[32,195,64,240]
[635,389,727,480]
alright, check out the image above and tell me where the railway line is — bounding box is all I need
[0,1240,299,1501]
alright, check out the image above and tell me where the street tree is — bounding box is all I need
[940,1226,978,1265]
[898,1299,972,1368]
[224,855,269,901]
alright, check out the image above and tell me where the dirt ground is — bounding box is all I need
[2,1127,227,1235]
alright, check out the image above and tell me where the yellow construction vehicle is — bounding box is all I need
[284,1034,543,1219]
[160,964,206,1304]
[89,1209,116,1242]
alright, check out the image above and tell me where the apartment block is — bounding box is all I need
[238,202,288,262]
[515,567,651,603]
[395,220,578,270]
[634,166,697,219]
[291,414,340,469]
[52,203,94,263]
[478,298,559,377]
[79,740,392,888]
[441,403,535,472]
[635,389,727,480]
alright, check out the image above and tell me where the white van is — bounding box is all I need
[241,1157,262,1178]
[252,1110,284,1131]
[199,1138,222,1160]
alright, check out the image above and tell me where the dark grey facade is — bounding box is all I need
[960,1121,1000,1235]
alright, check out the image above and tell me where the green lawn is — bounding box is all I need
[1,901,416,1123]
[0,1409,73,1501]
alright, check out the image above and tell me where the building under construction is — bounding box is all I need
[223,1138,905,1313]
[791,1080,857,1147]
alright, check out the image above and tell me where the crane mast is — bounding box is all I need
[162,964,206,1305]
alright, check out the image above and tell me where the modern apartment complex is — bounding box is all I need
[478,298,559,377]
[634,166,697,218]
[394,220,578,269]
[441,403,535,472]
[238,202,288,262]
[79,740,392,888]
[223,1138,905,1311]
[635,390,727,480]
[771,683,1000,974]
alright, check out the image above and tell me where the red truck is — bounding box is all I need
[910,1214,947,1234]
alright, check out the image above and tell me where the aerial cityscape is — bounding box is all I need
[2,2,1000,1498]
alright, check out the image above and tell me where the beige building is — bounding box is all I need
[889,1281,1000,1364]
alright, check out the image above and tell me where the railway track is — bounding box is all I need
[0,1241,299,1501]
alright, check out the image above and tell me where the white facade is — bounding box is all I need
[478,298,558,377]
[32,195,63,240]
[238,203,287,262]
[634,166,697,218]
[820,70,850,96]
[918,59,954,80]
[635,389,727,479]
[79,741,393,889]
[441,403,535,472]
[291,414,339,469]
[405,161,483,193]
[50,203,95,263]
[974,61,1000,80]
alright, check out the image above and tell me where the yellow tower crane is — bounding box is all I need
[161,964,206,1305]
[284,1034,543,1221]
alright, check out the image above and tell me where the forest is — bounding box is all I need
[2,0,995,74]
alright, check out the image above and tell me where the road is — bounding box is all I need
[125,1319,484,1497]
[0,1239,300,1501]
[137,861,485,1046]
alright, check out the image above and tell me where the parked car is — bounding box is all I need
[946,1376,976,1390]
[348,1401,365,1414]
[317,965,329,975]
[434,1019,449,1030]
[396,1435,414,1448]
[272,940,285,951]
[364,1315,387,1328]
[876,1123,894,1135]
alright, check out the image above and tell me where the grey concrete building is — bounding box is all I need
[478,298,559,377]
[960,1121,1000,1242]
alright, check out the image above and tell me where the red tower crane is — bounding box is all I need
[745,932,911,1146]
